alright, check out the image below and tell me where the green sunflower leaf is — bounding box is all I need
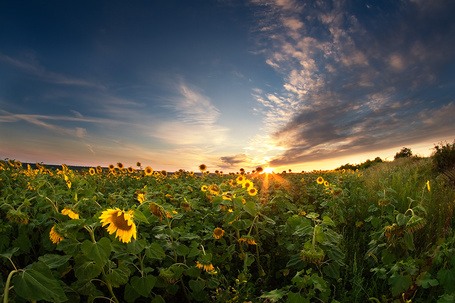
[81,237,111,266]
[12,261,68,302]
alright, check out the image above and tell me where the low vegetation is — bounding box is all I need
[1,141,455,302]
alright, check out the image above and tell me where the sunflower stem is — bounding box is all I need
[101,268,120,303]
[3,269,18,303]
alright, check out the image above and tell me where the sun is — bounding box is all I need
[263,167,275,174]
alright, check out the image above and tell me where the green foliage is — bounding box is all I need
[394,147,413,160]
[0,154,455,302]
[432,141,455,186]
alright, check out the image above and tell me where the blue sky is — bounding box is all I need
[1,0,454,172]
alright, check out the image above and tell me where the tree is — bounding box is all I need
[394,147,413,160]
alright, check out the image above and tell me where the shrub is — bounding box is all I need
[394,147,413,160]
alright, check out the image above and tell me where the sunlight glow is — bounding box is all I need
[263,167,275,174]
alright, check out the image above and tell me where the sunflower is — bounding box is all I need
[109,164,115,171]
[161,170,167,177]
[426,180,430,192]
[199,164,207,172]
[189,171,194,176]
[236,175,246,184]
[117,162,124,169]
[149,203,163,220]
[96,166,103,174]
[208,184,220,196]
[213,227,225,239]
[89,168,96,175]
[49,226,64,244]
[64,175,71,189]
[144,166,153,176]
[99,208,137,243]
[61,208,80,219]
[324,181,330,187]
[238,236,257,245]
[137,193,145,204]
[195,261,215,272]
[201,185,208,192]
[242,180,253,189]
[316,177,324,184]
[248,187,258,196]
[127,167,134,173]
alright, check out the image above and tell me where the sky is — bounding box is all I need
[1,0,455,173]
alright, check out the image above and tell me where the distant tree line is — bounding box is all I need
[336,156,384,171]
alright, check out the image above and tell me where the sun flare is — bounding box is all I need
[263,167,275,174]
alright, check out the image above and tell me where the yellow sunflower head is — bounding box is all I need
[236,175,245,184]
[89,168,96,175]
[201,185,208,192]
[208,184,220,196]
[117,162,124,169]
[199,164,207,172]
[96,166,103,173]
[317,177,324,184]
[109,164,115,171]
[137,193,146,204]
[99,208,137,243]
[127,167,134,173]
[248,187,258,196]
[144,166,153,176]
[242,180,253,189]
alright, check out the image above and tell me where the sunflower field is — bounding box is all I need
[1,156,455,303]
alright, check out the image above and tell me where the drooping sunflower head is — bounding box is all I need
[61,208,80,219]
[99,208,137,243]
[213,227,225,239]
[49,225,64,244]
[199,164,207,172]
[137,192,146,204]
[149,203,163,220]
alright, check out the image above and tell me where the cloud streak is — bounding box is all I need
[0,52,105,89]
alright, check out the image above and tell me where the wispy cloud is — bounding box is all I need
[0,52,105,89]
[249,0,455,167]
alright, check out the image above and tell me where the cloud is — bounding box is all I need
[0,52,105,89]
[164,83,221,125]
[249,0,455,168]
[219,154,250,169]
